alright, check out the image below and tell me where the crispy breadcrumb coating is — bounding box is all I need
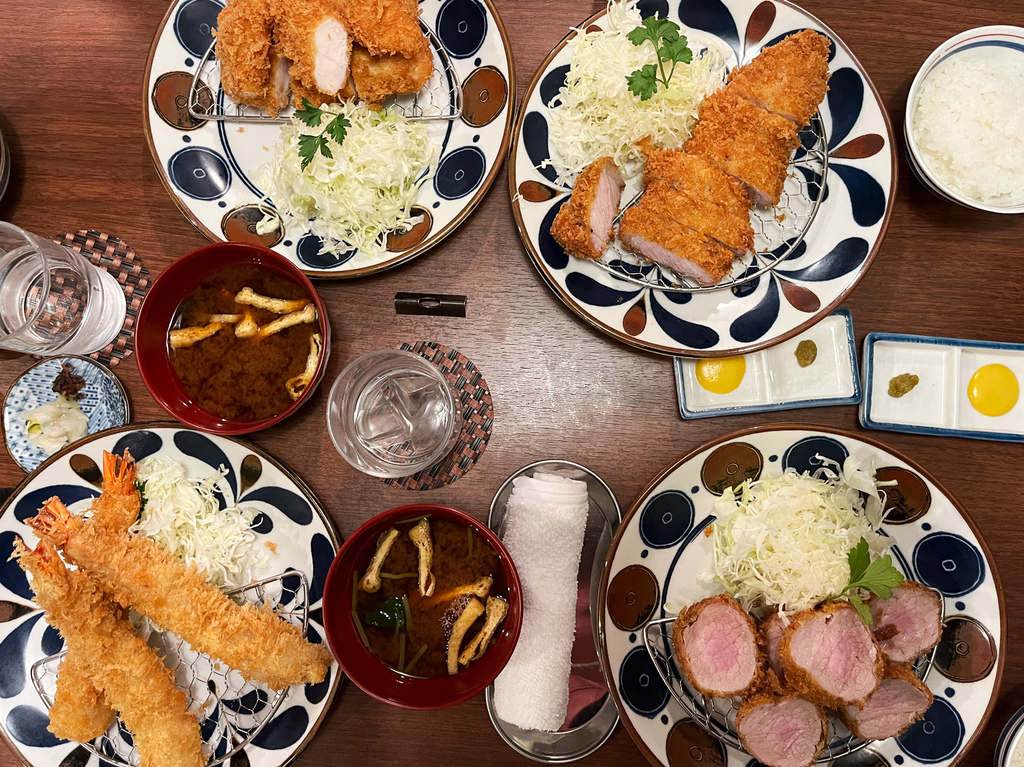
[550,157,624,260]
[350,43,433,106]
[332,0,429,58]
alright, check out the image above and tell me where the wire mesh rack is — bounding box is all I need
[642,589,943,762]
[593,112,829,294]
[31,571,311,767]
[188,25,463,125]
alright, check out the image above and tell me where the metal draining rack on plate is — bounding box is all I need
[32,571,311,767]
[593,112,830,294]
[641,587,943,763]
[188,24,463,124]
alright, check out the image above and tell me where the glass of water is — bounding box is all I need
[327,350,464,478]
[0,222,127,355]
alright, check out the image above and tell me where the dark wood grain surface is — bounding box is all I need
[1,0,1022,765]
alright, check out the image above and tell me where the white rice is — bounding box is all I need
[912,47,1024,205]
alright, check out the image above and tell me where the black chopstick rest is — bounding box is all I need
[394,293,467,318]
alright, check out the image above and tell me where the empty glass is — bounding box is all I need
[327,350,464,478]
[0,222,126,355]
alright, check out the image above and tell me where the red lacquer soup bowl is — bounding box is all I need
[135,242,330,435]
[323,504,523,710]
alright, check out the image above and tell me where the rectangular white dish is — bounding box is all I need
[860,333,1024,441]
[674,309,860,419]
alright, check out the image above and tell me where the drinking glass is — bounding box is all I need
[0,222,126,355]
[327,350,464,478]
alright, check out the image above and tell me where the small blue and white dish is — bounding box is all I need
[2,356,130,472]
[674,309,860,419]
[905,25,1024,214]
[860,333,1024,442]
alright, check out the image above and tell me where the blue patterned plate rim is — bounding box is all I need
[2,356,131,474]
[596,423,1006,767]
[860,332,1024,443]
[0,421,344,767]
[142,0,516,280]
[508,0,898,358]
[674,308,861,419]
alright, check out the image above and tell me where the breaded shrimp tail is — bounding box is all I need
[91,449,141,532]
[31,498,332,691]
[48,652,115,742]
[11,538,203,767]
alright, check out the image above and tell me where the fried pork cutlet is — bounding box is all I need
[273,0,352,98]
[334,0,429,59]
[619,197,737,285]
[550,157,625,260]
[350,43,434,106]
[216,0,290,116]
[290,72,355,107]
[684,89,801,207]
[727,29,831,128]
[642,149,754,256]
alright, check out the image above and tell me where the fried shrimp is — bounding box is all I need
[11,539,203,767]
[48,651,114,742]
[31,498,332,690]
[90,450,141,532]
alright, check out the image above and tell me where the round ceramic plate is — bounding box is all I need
[2,357,130,474]
[0,424,342,767]
[598,425,1003,767]
[510,0,896,357]
[143,0,514,278]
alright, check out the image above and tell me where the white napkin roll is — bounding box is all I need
[492,472,589,732]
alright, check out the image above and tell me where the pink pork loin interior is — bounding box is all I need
[781,602,882,707]
[674,594,762,697]
[737,694,825,767]
[869,581,943,663]
[842,663,934,740]
[761,612,786,681]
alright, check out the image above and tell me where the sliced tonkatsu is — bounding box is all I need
[868,581,943,663]
[727,29,832,128]
[550,156,625,260]
[684,89,802,208]
[841,662,934,741]
[672,594,765,697]
[737,690,826,767]
[641,148,755,257]
[620,201,737,285]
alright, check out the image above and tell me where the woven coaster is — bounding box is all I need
[43,230,150,367]
[382,341,493,491]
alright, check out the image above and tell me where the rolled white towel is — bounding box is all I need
[492,472,589,731]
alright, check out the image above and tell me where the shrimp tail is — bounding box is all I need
[28,497,79,548]
[102,449,136,492]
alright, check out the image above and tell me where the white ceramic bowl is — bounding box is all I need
[905,25,1024,214]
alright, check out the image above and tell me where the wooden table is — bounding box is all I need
[1,0,1021,764]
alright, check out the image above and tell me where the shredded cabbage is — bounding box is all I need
[544,0,728,185]
[259,101,437,260]
[133,457,270,591]
[708,455,892,616]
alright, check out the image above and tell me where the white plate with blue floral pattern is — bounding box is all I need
[0,425,341,767]
[598,425,1003,767]
[143,0,514,278]
[510,0,896,357]
[2,357,130,474]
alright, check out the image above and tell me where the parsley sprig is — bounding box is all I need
[838,537,905,625]
[625,17,693,101]
[294,98,351,171]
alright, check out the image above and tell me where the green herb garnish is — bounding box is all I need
[838,537,905,625]
[294,98,351,171]
[625,17,693,101]
[363,596,406,629]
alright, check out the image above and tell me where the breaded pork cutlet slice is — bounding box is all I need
[290,73,355,108]
[273,0,352,100]
[684,89,801,207]
[550,157,625,260]
[642,148,754,257]
[216,0,290,116]
[727,29,831,128]
[620,197,737,285]
[334,0,429,59]
[350,43,434,106]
